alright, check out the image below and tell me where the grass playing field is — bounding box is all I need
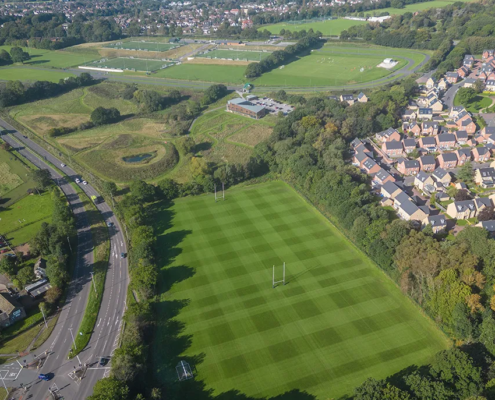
[0,145,36,207]
[152,181,449,399]
[254,51,406,87]
[197,49,272,62]
[153,64,247,84]
[84,57,173,72]
[361,0,472,16]
[0,67,75,82]
[260,18,366,36]
[104,41,180,52]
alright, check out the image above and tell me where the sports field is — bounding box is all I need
[83,57,173,72]
[0,67,75,82]
[197,49,271,62]
[254,51,406,87]
[153,64,246,84]
[0,46,100,68]
[152,181,448,399]
[260,18,366,36]
[104,41,179,52]
[0,145,36,207]
[362,0,472,15]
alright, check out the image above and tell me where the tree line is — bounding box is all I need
[245,33,322,78]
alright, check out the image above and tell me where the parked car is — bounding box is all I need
[75,178,80,184]
[82,180,88,185]
[61,163,66,168]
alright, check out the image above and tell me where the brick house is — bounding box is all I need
[446,72,459,84]
[381,181,402,199]
[0,293,26,328]
[397,159,420,175]
[382,140,404,157]
[404,122,421,136]
[353,149,370,167]
[455,148,472,165]
[450,106,466,119]
[472,146,491,162]
[455,130,469,145]
[447,200,477,220]
[362,158,381,174]
[457,65,470,78]
[436,134,456,150]
[437,152,458,169]
[419,137,437,152]
[419,155,436,171]
[484,50,495,60]
[376,127,401,142]
[459,118,477,134]
[475,167,495,187]
[417,108,433,120]
[402,138,417,154]
[227,98,266,119]
[422,121,439,136]
[486,80,495,91]
[432,168,452,184]
[374,168,396,185]
[481,126,495,138]
[463,55,475,68]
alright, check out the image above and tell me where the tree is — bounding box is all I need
[457,161,474,183]
[455,189,472,201]
[31,169,52,190]
[0,257,16,278]
[157,178,179,200]
[189,156,210,177]
[0,50,12,66]
[452,302,473,340]
[90,107,120,125]
[45,286,62,304]
[16,266,35,288]
[151,388,162,399]
[175,136,195,154]
[87,377,129,400]
[201,84,228,106]
[480,310,495,355]
[457,88,477,106]
[129,180,155,202]
[0,142,11,151]
[10,47,30,64]
[101,181,118,197]
[478,206,495,221]
[474,79,485,94]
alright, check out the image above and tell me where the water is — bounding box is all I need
[122,153,153,163]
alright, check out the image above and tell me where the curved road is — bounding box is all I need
[0,119,128,400]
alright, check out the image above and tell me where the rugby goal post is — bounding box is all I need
[176,360,194,381]
[272,262,286,288]
[215,183,225,202]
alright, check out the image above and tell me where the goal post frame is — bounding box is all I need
[272,262,286,288]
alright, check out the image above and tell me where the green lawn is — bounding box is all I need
[104,41,179,52]
[197,49,271,61]
[1,192,53,246]
[254,51,406,87]
[152,181,448,399]
[454,93,493,113]
[0,145,36,207]
[84,57,174,72]
[0,45,100,68]
[361,0,473,16]
[260,19,366,36]
[0,67,75,82]
[153,64,247,84]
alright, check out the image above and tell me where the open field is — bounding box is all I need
[254,51,406,87]
[0,145,36,207]
[197,49,272,62]
[152,181,449,399]
[1,192,52,246]
[260,18,366,36]
[0,67,75,82]
[83,57,174,72]
[0,45,100,68]
[362,0,473,15]
[104,41,180,52]
[153,64,246,83]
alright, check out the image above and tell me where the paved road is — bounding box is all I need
[0,119,128,400]
[442,82,462,110]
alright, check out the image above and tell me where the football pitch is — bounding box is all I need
[152,181,448,399]
[197,49,271,61]
[104,41,179,51]
[84,57,173,71]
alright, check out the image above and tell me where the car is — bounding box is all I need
[60,163,66,168]
[82,180,88,185]
[107,222,114,227]
[75,178,80,184]
[99,357,109,366]
[38,374,50,381]
[121,252,126,259]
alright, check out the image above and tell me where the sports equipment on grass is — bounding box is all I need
[176,360,194,381]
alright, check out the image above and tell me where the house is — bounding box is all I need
[34,258,46,280]
[447,200,477,220]
[436,134,456,150]
[0,293,26,328]
[419,137,437,152]
[402,109,417,121]
[455,148,472,165]
[418,108,433,120]
[426,77,437,89]
[415,171,434,191]
[376,127,401,143]
[450,106,466,118]
[340,94,355,105]
[402,138,417,154]
[357,92,368,103]
[430,99,444,113]
[397,159,420,175]
[350,138,364,149]
[446,72,459,84]
[394,192,428,221]
[362,158,381,174]
[381,181,402,199]
[457,66,470,78]
[459,118,477,135]
[475,197,493,213]
[438,79,448,91]
[432,168,452,184]
[475,167,495,187]
[463,78,477,88]
[463,55,475,68]
[382,141,404,157]
[403,121,421,136]
[423,214,447,234]
[422,121,439,136]
[408,99,419,110]
[419,155,436,171]
[486,80,495,91]
[25,279,52,298]
[437,152,458,169]
[476,220,495,236]
[455,130,469,145]
[481,126,495,137]
[374,168,396,185]
[227,98,266,119]
[483,50,495,60]
[472,147,491,162]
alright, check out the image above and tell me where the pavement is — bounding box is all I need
[442,82,462,110]
[0,119,128,400]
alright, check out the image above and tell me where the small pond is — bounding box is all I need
[122,153,153,163]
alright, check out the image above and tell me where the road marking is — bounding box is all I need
[97,318,102,327]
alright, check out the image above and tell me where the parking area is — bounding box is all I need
[251,97,294,115]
